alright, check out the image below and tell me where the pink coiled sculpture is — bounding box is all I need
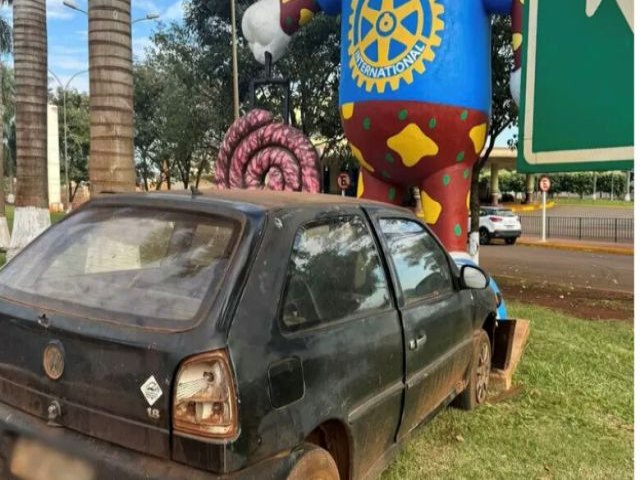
[214,109,321,193]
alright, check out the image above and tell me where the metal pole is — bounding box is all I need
[63,89,70,208]
[230,0,240,120]
[592,172,597,200]
[542,191,547,242]
[624,170,631,201]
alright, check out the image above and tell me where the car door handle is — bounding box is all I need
[409,334,427,351]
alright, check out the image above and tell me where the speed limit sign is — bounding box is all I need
[539,176,551,192]
[337,173,351,191]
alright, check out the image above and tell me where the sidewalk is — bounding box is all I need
[518,235,633,256]
[503,201,556,213]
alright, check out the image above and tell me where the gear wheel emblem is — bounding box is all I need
[348,0,444,93]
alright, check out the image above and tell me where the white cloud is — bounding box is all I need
[132,37,152,61]
[133,0,161,15]
[163,0,185,22]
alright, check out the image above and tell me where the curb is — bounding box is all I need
[505,201,555,213]
[517,238,633,256]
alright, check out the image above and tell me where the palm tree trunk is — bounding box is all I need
[88,0,136,195]
[0,65,8,251]
[8,0,51,258]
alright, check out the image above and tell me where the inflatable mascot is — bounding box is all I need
[241,0,522,252]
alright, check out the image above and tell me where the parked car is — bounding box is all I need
[478,207,522,245]
[0,190,498,480]
[450,253,508,320]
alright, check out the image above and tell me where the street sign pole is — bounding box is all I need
[541,191,547,242]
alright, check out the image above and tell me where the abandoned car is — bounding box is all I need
[0,190,498,480]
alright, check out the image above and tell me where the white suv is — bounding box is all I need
[478,207,522,245]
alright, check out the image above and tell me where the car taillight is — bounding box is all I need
[489,216,502,222]
[173,350,239,440]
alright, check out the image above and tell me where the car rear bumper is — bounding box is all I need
[0,401,297,480]
[492,229,521,239]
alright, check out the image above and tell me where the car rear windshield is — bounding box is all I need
[0,206,240,327]
[494,210,516,217]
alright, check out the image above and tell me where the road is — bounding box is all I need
[480,244,634,293]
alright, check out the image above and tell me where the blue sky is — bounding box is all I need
[1,0,186,93]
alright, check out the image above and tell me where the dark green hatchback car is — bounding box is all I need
[0,190,497,480]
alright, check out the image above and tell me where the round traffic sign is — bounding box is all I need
[539,176,551,192]
[337,172,351,190]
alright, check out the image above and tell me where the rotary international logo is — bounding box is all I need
[348,0,444,93]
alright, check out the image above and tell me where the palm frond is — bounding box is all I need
[0,17,10,55]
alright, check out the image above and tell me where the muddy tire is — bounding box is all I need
[453,330,491,411]
[287,444,340,480]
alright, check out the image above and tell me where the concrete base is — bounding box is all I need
[490,319,530,393]
[0,216,9,251]
[7,207,51,261]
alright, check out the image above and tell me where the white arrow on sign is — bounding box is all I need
[586,0,633,32]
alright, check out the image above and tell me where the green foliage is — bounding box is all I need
[49,87,90,200]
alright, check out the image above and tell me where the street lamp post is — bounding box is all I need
[48,69,88,209]
[63,0,159,23]
[230,0,240,120]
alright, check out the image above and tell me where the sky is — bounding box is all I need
[0,0,186,93]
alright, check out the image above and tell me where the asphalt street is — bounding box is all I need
[479,244,634,293]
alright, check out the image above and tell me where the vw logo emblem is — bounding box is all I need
[43,341,65,381]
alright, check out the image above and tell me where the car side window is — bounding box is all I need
[282,215,390,331]
[379,218,453,303]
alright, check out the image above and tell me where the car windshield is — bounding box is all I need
[0,206,239,326]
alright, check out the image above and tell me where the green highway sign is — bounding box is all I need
[517,0,634,173]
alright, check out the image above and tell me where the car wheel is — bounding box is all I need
[479,228,490,245]
[287,444,340,480]
[453,330,491,410]
[505,237,517,245]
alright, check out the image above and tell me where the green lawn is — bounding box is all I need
[554,198,634,208]
[382,302,633,480]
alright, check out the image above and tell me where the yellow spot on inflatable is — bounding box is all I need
[466,191,470,211]
[387,124,439,168]
[420,190,442,225]
[469,123,487,155]
[341,103,355,120]
[357,171,364,198]
[299,8,314,26]
[350,143,374,172]
[512,33,523,51]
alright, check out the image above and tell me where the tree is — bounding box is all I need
[469,15,518,260]
[0,13,11,250]
[88,0,136,194]
[50,87,90,202]
[8,0,50,259]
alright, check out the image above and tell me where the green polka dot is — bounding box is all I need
[363,117,371,130]
[398,109,408,121]
[428,118,437,129]
[443,174,450,186]
[456,151,465,162]
[385,153,395,164]
[388,187,396,201]
[460,110,469,121]
[285,16,293,25]
[454,224,462,237]
[382,170,392,180]
[463,169,469,179]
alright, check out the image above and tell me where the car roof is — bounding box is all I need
[91,188,406,214]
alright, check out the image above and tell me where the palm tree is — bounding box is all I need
[88,0,136,194]
[0,11,12,251]
[7,0,50,259]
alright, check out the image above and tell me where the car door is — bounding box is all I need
[368,210,475,439]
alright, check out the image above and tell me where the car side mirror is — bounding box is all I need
[460,265,489,290]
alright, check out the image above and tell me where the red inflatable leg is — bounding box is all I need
[357,168,404,206]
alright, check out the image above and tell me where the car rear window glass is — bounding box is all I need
[379,219,452,302]
[282,215,390,331]
[496,210,516,217]
[0,207,239,326]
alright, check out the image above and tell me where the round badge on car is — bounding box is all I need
[43,341,65,380]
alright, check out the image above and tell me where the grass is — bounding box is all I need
[554,198,634,208]
[382,302,633,480]
[1,206,66,266]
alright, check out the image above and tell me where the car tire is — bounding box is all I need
[452,330,491,411]
[479,228,491,245]
[287,444,340,480]
[505,237,517,245]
